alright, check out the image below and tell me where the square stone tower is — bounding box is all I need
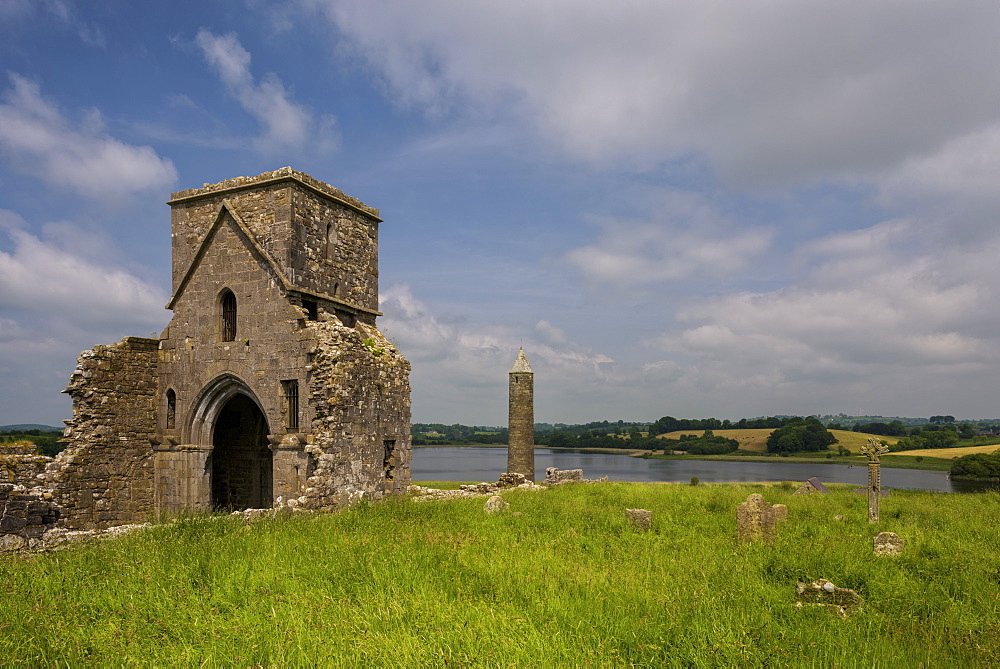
[54,168,412,527]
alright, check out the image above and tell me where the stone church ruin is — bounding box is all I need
[4,168,412,533]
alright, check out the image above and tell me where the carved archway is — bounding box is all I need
[211,393,272,510]
[184,374,273,510]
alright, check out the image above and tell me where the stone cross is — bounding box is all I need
[859,437,889,523]
[737,493,776,544]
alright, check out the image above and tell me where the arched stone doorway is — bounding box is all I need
[210,393,272,510]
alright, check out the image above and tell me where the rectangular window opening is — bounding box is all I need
[302,300,319,321]
[383,439,396,481]
[282,380,299,431]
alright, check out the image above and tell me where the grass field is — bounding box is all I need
[894,444,1000,459]
[2,483,999,665]
[658,428,898,452]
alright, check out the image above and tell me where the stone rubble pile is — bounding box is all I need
[543,467,607,484]
[794,579,864,617]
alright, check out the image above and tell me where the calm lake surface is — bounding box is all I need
[411,446,998,493]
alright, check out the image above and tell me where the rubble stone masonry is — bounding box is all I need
[53,337,158,529]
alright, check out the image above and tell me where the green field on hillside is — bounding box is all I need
[660,428,899,452]
[2,483,999,665]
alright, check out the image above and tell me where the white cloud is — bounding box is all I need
[302,1,1000,187]
[565,190,772,286]
[879,121,1000,204]
[0,213,168,329]
[379,284,615,422]
[0,74,177,199]
[640,218,1000,415]
[195,29,339,154]
[0,210,171,424]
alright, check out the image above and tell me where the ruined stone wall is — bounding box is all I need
[0,442,51,487]
[52,337,158,529]
[294,318,411,509]
[0,484,60,551]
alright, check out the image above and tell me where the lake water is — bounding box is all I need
[411,446,998,493]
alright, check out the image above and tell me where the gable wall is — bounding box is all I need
[170,183,293,297]
[160,216,315,438]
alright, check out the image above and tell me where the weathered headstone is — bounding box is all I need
[794,579,863,616]
[773,503,788,521]
[859,437,890,523]
[793,477,829,495]
[483,495,509,514]
[626,508,652,531]
[873,531,904,556]
[737,494,776,544]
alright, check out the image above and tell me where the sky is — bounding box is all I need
[3,1,1000,427]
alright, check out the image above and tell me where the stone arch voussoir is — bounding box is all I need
[185,374,269,446]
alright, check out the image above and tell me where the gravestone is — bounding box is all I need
[773,503,788,521]
[873,531,904,556]
[626,508,652,531]
[483,495,509,514]
[737,494,776,544]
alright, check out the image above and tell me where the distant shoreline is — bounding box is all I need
[411,443,953,471]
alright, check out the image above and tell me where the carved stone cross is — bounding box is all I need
[859,437,889,523]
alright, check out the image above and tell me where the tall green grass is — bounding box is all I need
[2,483,999,666]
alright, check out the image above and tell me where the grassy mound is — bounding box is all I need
[2,483,998,665]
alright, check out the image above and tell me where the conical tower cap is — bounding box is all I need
[510,347,533,373]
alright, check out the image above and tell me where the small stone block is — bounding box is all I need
[773,504,788,521]
[626,508,652,531]
[873,531,904,556]
[544,467,583,484]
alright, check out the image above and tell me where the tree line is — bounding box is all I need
[0,429,64,457]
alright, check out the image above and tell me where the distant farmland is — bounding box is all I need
[658,428,899,452]
[895,443,1000,459]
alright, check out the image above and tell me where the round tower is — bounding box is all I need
[508,347,534,479]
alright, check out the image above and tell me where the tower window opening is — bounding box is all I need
[282,380,299,431]
[383,440,396,481]
[324,223,337,261]
[302,299,319,321]
[165,389,176,430]
[220,290,237,341]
